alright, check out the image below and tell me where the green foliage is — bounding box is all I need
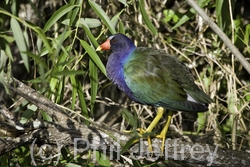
[11,18,29,72]
[172,0,210,29]
[95,151,110,167]
[216,0,236,33]
[163,9,179,23]
[88,0,116,34]
[0,0,250,166]
[138,0,158,35]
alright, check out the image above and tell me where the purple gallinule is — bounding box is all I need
[97,34,212,152]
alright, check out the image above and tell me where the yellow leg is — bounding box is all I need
[156,110,173,152]
[146,107,164,132]
[136,107,164,151]
[125,107,173,153]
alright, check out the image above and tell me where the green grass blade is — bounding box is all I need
[11,18,29,72]
[70,75,77,110]
[139,0,157,35]
[26,52,48,70]
[196,112,206,133]
[89,59,98,114]
[52,69,85,76]
[122,109,137,128]
[0,50,7,72]
[20,104,37,124]
[76,78,89,125]
[172,0,210,29]
[95,151,110,166]
[88,0,116,34]
[43,4,76,32]
[120,136,138,154]
[78,18,99,47]
[80,39,107,76]
[0,8,52,54]
[244,24,250,45]
[56,76,64,103]
[118,20,125,34]
[82,18,102,28]
[118,0,128,7]
[67,0,81,26]
[41,110,53,122]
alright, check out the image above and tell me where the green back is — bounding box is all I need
[123,47,212,112]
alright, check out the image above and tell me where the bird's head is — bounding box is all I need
[96,34,136,52]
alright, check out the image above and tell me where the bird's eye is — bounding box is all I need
[112,39,117,43]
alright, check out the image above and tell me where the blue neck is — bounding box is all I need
[106,48,137,101]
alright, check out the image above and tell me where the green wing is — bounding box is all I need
[123,47,212,112]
